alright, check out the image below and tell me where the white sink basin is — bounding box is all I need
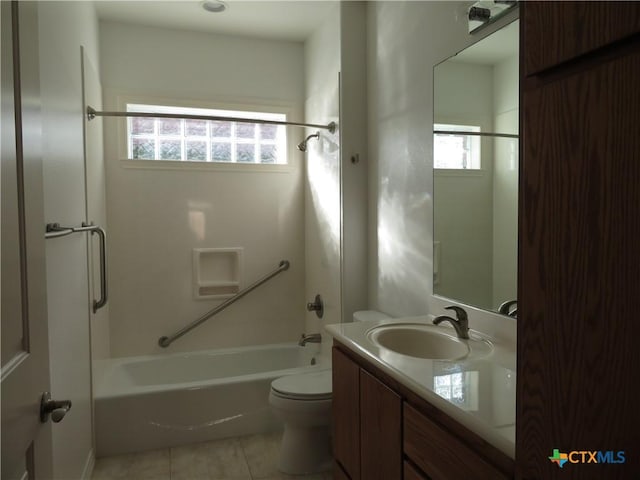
[367,323,470,360]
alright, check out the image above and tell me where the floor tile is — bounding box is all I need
[93,432,330,480]
[239,431,283,479]
[92,449,170,480]
[171,437,251,480]
[129,449,171,480]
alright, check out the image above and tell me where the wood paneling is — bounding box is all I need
[404,461,429,480]
[333,461,351,480]
[360,370,402,480]
[332,347,360,479]
[404,404,508,480]
[523,1,640,75]
[518,3,640,478]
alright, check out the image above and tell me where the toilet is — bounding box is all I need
[269,369,333,474]
[269,311,390,474]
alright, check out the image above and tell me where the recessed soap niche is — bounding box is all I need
[192,248,243,300]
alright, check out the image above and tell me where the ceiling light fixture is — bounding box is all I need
[201,0,227,13]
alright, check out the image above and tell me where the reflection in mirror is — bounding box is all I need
[433,20,518,316]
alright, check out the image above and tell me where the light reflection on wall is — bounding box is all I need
[377,182,431,313]
[307,135,341,257]
[188,202,209,242]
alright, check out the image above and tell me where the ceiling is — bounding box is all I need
[94,1,337,42]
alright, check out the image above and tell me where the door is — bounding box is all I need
[1,2,53,478]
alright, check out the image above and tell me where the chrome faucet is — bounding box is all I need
[298,333,322,346]
[433,306,470,339]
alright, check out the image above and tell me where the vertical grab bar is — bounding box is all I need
[45,222,108,312]
[90,225,107,313]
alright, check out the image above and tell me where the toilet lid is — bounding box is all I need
[271,370,332,400]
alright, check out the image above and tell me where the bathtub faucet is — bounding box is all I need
[299,333,322,346]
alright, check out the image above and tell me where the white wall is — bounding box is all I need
[340,2,369,325]
[367,1,517,344]
[38,1,100,478]
[303,4,342,359]
[492,54,518,308]
[433,61,494,310]
[100,22,306,357]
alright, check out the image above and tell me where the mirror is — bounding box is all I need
[433,20,519,316]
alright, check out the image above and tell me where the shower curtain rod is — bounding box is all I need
[86,106,337,133]
[434,129,519,139]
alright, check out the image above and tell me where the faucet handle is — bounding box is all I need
[306,294,324,319]
[444,305,468,322]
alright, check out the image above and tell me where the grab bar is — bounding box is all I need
[159,260,290,348]
[45,222,108,313]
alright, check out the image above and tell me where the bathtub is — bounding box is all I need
[94,343,325,456]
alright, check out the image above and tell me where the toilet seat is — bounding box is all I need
[271,370,332,401]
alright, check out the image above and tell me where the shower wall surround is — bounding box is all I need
[303,4,341,359]
[303,2,369,361]
[100,22,306,356]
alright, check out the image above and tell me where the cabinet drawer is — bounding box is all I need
[403,404,508,480]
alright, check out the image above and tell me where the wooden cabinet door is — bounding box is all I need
[360,370,402,480]
[332,347,360,479]
[519,34,640,480]
[523,1,640,75]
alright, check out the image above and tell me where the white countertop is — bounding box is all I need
[325,316,516,458]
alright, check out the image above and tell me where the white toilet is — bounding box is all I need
[269,311,390,474]
[269,369,333,474]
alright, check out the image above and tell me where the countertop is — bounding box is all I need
[325,316,516,458]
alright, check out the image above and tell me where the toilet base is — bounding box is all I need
[278,425,332,475]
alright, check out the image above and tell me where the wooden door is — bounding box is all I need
[1,2,53,478]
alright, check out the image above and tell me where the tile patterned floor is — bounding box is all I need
[92,432,332,480]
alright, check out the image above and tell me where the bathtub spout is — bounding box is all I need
[298,333,322,346]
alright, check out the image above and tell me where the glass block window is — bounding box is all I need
[434,123,481,169]
[127,104,287,164]
[433,371,479,411]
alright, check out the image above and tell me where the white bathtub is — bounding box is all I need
[94,343,325,456]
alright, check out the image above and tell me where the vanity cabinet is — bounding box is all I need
[332,344,513,480]
[332,347,401,480]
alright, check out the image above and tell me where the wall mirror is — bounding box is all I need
[433,19,519,317]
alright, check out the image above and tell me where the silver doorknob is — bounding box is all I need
[40,392,72,423]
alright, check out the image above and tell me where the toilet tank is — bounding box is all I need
[353,310,391,322]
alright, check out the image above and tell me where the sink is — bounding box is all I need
[367,323,470,360]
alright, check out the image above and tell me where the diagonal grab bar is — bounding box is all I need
[158,260,290,348]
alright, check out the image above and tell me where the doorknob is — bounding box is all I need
[40,392,72,423]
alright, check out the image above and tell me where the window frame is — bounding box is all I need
[433,122,482,170]
[116,95,297,173]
